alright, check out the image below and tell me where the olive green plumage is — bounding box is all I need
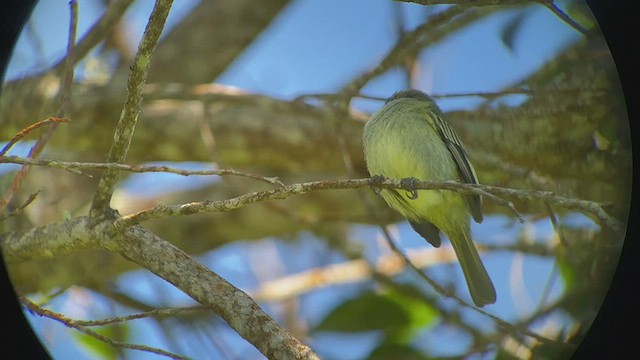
[363,89,496,307]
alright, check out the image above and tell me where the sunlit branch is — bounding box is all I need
[252,247,458,302]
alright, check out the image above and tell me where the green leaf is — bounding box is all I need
[385,284,439,332]
[316,292,412,332]
[368,343,430,360]
[72,324,130,360]
[379,284,440,345]
[316,287,439,337]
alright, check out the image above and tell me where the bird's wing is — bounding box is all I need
[432,115,484,223]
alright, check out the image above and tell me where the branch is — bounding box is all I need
[0,155,284,186]
[0,216,98,262]
[65,241,550,323]
[0,1,77,213]
[398,0,589,35]
[146,0,290,84]
[115,178,370,227]
[469,183,623,234]
[71,306,207,327]
[540,1,589,35]
[380,224,573,349]
[114,178,622,236]
[106,225,319,359]
[0,117,70,156]
[20,296,190,360]
[2,178,609,357]
[3,216,319,359]
[0,190,40,221]
[91,0,174,213]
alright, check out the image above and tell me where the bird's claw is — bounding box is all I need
[369,175,385,195]
[402,177,419,200]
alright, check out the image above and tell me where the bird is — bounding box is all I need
[362,89,496,307]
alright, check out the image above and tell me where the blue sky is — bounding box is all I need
[3,0,593,359]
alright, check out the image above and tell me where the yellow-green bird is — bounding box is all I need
[363,89,496,307]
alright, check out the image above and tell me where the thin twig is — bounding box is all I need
[0,2,78,213]
[74,306,207,327]
[379,217,572,348]
[20,296,191,360]
[540,1,589,35]
[0,190,40,221]
[0,156,284,186]
[400,0,589,35]
[470,183,623,234]
[0,118,70,156]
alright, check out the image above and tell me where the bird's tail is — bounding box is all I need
[448,225,496,307]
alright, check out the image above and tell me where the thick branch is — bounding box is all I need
[1,216,98,262]
[2,216,319,359]
[106,225,318,359]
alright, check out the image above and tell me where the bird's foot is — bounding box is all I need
[369,175,385,195]
[401,177,419,200]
